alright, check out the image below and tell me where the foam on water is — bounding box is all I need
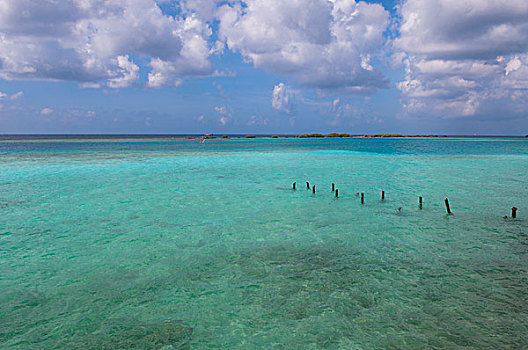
[1,137,527,348]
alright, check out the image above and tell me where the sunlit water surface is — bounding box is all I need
[1,137,527,349]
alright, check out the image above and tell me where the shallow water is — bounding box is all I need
[1,137,527,349]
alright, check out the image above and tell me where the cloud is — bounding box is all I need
[10,91,23,99]
[178,0,221,21]
[394,0,528,60]
[219,116,229,125]
[0,91,23,100]
[214,104,232,125]
[247,115,269,126]
[212,81,225,96]
[40,108,54,115]
[145,116,152,127]
[217,0,389,92]
[79,82,101,89]
[0,0,214,87]
[394,0,528,119]
[107,55,140,88]
[147,15,214,87]
[272,83,296,114]
[327,97,363,126]
[0,90,23,114]
[214,105,228,115]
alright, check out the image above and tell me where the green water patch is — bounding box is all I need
[69,319,192,349]
[1,138,527,348]
[185,242,527,348]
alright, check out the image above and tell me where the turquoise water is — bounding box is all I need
[1,137,527,349]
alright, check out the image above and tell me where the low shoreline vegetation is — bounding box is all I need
[296,133,438,138]
[362,134,438,138]
[199,133,443,140]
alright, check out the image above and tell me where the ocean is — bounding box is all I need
[1,136,527,348]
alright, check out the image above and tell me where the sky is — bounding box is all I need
[0,0,527,135]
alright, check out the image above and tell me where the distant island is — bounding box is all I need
[200,133,528,139]
[209,133,442,139]
[297,133,438,138]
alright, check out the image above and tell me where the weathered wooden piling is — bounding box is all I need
[312,185,316,194]
[293,182,296,190]
[332,183,335,192]
[445,198,452,215]
[381,190,385,200]
[335,189,338,198]
[419,196,423,209]
[361,192,364,204]
[512,207,518,218]
[306,181,310,189]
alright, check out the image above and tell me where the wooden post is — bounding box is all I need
[361,192,364,204]
[312,185,316,194]
[419,196,423,209]
[335,189,338,198]
[512,207,518,218]
[381,190,385,200]
[293,182,296,190]
[332,183,335,192]
[445,198,452,215]
[306,181,310,189]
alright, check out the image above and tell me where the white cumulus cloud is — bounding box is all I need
[219,116,229,125]
[272,83,295,114]
[0,0,214,87]
[394,0,528,119]
[107,55,140,88]
[218,0,389,92]
[0,91,23,100]
[40,108,54,115]
[247,115,269,126]
[214,104,232,125]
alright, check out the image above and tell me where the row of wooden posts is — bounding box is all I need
[292,182,519,218]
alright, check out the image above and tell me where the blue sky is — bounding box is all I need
[0,0,527,135]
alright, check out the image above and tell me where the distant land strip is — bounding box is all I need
[1,134,526,142]
[232,133,441,139]
[296,133,438,138]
